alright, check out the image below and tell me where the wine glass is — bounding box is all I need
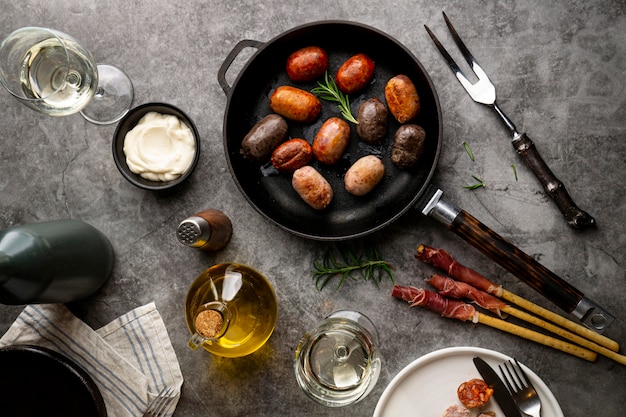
[0,26,133,125]
[294,310,382,407]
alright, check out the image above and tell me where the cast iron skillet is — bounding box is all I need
[218,21,442,240]
[0,345,107,416]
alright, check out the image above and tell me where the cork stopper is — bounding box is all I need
[195,309,224,338]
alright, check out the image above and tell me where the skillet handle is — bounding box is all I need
[217,39,265,96]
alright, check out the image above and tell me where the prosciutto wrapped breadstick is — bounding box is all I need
[426,274,507,317]
[392,285,597,362]
[425,275,626,366]
[392,285,478,322]
[415,244,619,353]
[416,245,502,296]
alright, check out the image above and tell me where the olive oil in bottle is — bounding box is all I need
[185,263,278,358]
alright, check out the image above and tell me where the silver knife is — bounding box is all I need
[415,184,614,333]
[473,357,523,417]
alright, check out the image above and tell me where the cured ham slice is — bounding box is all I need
[392,285,478,323]
[415,244,503,297]
[427,274,508,317]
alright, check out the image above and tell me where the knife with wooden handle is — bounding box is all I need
[416,185,614,333]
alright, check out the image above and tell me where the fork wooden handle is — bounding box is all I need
[512,132,596,229]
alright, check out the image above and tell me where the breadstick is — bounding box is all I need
[392,285,598,362]
[477,313,597,362]
[416,244,620,352]
[501,290,620,353]
[501,305,626,365]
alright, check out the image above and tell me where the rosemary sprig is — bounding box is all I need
[462,141,475,161]
[464,175,486,190]
[312,244,394,290]
[311,71,359,124]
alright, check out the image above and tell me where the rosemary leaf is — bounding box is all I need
[512,164,518,181]
[311,72,359,124]
[463,175,486,190]
[462,141,475,161]
[312,244,394,290]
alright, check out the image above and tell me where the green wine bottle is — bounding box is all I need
[0,219,114,304]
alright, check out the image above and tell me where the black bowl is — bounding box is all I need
[112,102,200,190]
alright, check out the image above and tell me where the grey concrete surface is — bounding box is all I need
[1,1,624,416]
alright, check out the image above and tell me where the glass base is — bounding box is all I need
[80,64,133,125]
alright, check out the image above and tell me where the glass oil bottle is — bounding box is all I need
[185,263,278,358]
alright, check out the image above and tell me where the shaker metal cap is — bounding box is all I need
[177,216,212,247]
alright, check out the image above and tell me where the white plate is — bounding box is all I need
[373,346,563,417]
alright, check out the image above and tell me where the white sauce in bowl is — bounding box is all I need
[123,112,196,181]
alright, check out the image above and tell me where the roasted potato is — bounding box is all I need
[356,98,388,144]
[391,124,426,169]
[344,155,385,196]
[292,166,333,210]
[240,114,288,160]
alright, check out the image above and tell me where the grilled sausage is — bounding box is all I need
[385,74,421,123]
[270,138,313,173]
[292,166,333,210]
[240,114,288,160]
[391,124,426,169]
[344,155,385,196]
[286,46,328,82]
[457,379,493,409]
[335,53,375,94]
[356,98,388,144]
[312,117,351,165]
[270,86,322,123]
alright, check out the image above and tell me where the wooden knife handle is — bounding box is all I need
[513,133,596,229]
[450,209,584,313]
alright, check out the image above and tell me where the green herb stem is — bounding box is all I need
[312,245,394,290]
[463,175,486,190]
[311,72,359,124]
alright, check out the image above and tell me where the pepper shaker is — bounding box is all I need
[176,209,232,251]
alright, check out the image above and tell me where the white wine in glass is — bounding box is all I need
[0,27,132,124]
[294,310,382,407]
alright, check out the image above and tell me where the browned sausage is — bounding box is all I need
[391,124,426,169]
[270,138,313,173]
[344,155,385,196]
[356,98,388,144]
[292,166,333,210]
[457,378,493,409]
[384,74,421,123]
[269,86,322,123]
[335,53,375,94]
[312,117,351,165]
[240,114,288,160]
[286,46,328,82]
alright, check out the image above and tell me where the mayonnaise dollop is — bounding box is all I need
[123,111,196,182]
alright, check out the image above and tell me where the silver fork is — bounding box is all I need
[424,12,595,230]
[499,359,542,417]
[142,386,177,417]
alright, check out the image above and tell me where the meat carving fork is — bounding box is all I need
[424,12,596,229]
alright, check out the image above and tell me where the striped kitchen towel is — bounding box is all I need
[0,302,183,417]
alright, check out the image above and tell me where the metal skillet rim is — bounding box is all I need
[221,20,442,241]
